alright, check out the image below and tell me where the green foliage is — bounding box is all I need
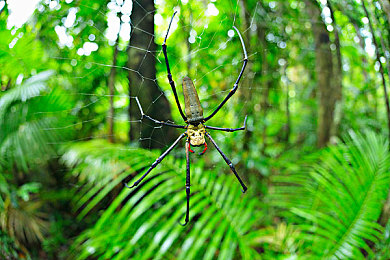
[270,131,390,258]
[245,223,303,258]
[0,194,49,247]
[0,230,25,259]
[0,71,74,252]
[0,29,45,80]
[0,70,74,171]
[372,219,390,260]
[64,131,390,259]
[0,169,48,248]
[63,140,262,259]
[1,0,390,258]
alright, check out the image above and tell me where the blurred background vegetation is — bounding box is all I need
[1,0,390,259]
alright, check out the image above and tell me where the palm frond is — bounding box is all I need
[244,223,303,258]
[0,70,53,115]
[372,219,390,259]
[270,131,390,258]
[0,71,74,171]
[0,196,49,246]
[62,140,263,260]
[0,30,45,81]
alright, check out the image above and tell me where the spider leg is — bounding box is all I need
[204,26,248,122]
[205,132,247,193]
[199,142,207,155]
[205,116,247,132]
[143,114,186,129]
[133,96,185,129]
[124,133,186,188]
[188,142,195,153]
[180,139,191,226]
[162,11,187,122]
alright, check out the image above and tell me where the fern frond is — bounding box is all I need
[0,71,73,171]
[63,140,263,260]
[270,131,390,258]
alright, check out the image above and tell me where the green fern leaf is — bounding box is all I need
[64,140,262,260]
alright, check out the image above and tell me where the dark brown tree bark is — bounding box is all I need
[127,0,176,149]
[306,0,336,148]
[108,40,119,143]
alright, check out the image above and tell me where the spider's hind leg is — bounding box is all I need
[205,132,247,193]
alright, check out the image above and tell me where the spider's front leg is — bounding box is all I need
[132,96,185,129]
[162,11,187,122]
[203,26,248,122]
[143,114,186,129]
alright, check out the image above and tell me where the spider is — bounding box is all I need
[125,11,248,226]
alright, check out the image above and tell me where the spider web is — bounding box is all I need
[10,0,322,166]
[46,1,258,153]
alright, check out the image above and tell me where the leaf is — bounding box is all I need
[0,71,74,171]
[270,131,390,258]
[63,140,263,260]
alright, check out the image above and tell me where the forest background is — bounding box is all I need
[1,0,390,259]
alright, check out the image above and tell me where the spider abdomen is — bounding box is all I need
[182,76,204,123]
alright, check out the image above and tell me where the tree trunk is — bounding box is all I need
[379,0,390,22]
[328,2,343,143]
[352,22,377,115]
[362,0,390,227]
[108,40,118,143]
[127,0,176,149]
[239,0,254,156]
[239,0,261,181]
[306,0,336,148]
[178,2,193,74]
[362,0,390,148]
[372,1,390,124]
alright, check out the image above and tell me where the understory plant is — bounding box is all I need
[269,131,390,258]
[0,71,73,254]
[66,130,390,259]
[63,140,263,259]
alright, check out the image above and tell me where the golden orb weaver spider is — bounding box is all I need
[124,11,248,226]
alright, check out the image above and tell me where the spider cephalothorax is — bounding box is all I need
[125,11,248,226]
[187,124,206,146]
